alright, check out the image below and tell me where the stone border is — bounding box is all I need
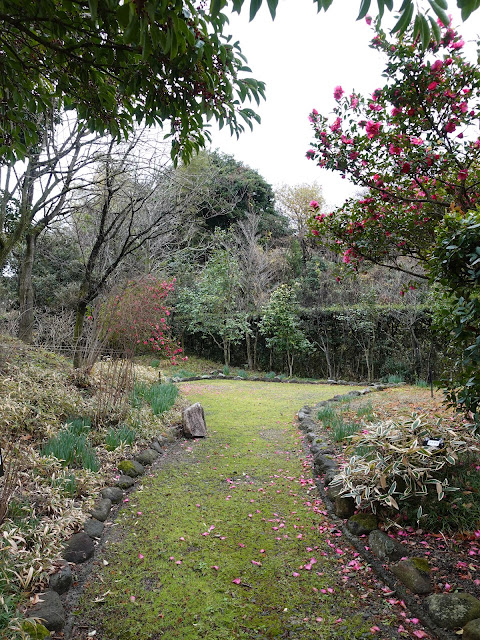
[297,399,480,640]
[169,372,403,389]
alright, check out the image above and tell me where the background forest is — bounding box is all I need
[0,122,436,384]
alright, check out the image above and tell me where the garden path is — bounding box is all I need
[69,380,431,640]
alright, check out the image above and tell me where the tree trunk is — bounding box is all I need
[73,298,88,369]
[364,347,372,382]
[410,325,422,380]
[245,331,253,370]
[18,232,37,343]
[319,332,334,379]
[223,338,229,366]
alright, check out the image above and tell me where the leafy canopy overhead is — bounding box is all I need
[0,0,265,164]
[211,0,479,43]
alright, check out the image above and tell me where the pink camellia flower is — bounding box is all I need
[349,150,359,160]
[451,39,464,50]
[365,120,381,139]
[389,144,402,155]
[310,200,319,209]
[458,170,468,181]
[401,162,411,173]
[350,94,359,109]
[428,81,438,91]
[365,15,372,25]
[431,60,443,73]
[330,117,342,132]
[391,106,402,117]
[333,86,344,101]
[306,149,315,159]
[445,120,457,133]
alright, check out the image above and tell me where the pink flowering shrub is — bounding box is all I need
[306,22,480,280]
[101,275,184,363]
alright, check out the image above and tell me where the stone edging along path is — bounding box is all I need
[25,378,480,640]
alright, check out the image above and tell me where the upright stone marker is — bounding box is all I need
[182,403,207,438]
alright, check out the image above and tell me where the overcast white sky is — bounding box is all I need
[208,1,479,209]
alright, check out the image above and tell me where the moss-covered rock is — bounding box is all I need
[411,557,430,573]
[22,620,51,639]
[391,558,432,594]
[463,618,480,640]
[116,474,135,489]
[117,459,144,477]
[346,513,378,536]
[368,530,406,562]
[135,448,158,466]
[427,593,480,630]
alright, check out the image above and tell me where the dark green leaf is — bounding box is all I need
[428,15,442,42]
[249,0,263,21]
[266,0,277,19]
[419,13,431,49]
[357,0,371,20]
[88,0,98,21]
[459,0,480,21]
[428,0,450,28]
[413,13,422,41]
[210,0,223,16]
[391,1,414,35]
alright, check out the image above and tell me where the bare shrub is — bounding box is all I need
[91,357,135,427]
[33,308,76,352]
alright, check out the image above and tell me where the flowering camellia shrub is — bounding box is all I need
[306,21,480,282]
[102,275,185,364]
[306,20,480,427]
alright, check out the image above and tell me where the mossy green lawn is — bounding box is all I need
[74,382,389,639]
